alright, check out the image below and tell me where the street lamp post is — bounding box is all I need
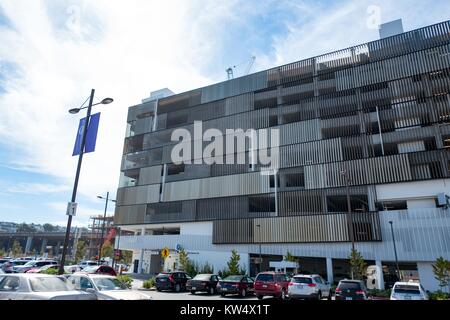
[389,221,401,281]
[341,169,355,279]
[97,193,116,263]
[256,224,262,273]
[58,89,113,275]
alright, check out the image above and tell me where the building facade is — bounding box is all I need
[114,21,450,290]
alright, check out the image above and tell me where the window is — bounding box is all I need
[248,196,276,212]
[167,164,185,175]
[376,201,407,211]
[0,276,20,291]
[285,173,305,188]
[269,115,278,127]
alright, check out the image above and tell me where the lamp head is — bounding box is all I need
[101,98,114,105]
[69,108,80,114]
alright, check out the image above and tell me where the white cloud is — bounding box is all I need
[5,182,71,195]
[254,0,450,70]
[0,0,239,204]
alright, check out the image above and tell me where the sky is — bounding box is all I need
[0,0,449,227]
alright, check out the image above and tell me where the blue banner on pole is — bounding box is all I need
[72,112,101,156]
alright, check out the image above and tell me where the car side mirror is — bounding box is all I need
[86,288,96,294]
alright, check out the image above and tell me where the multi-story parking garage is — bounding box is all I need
[114,20,450,290]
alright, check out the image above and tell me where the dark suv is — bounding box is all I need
[254,272,290,300]
[335,279,368,300]
[156,271,190,292]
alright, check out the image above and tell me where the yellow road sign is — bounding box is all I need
[161,247,170,258]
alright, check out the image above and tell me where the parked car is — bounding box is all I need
[390,281,429,300]
[13,260,58,273]
[187,274,221,295]
[1,260,13,273]
[0,258,11,268]
[27,264,60,274]
[217,275,255,297]
[288,274,332,300]
[155,271,190,292]
[67,274,151,300]
[81,265,117,276]
[254,272,291,300]
[335,279,368,300]
[0,274,97,300]
[78,261,98,270]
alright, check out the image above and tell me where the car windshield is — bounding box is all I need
[338,281,362,290]
[256,274,274,282]
[83,266,98,273]
[292,277,312,284]
[29,277,71,292]
[193,274,211,280]
[394,285,421,294]
[223,276,242,282]
[23,261,37,267]
[93,278,127,291]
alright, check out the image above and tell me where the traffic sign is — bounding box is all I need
[161,247,170,258]
[66,202,77,216]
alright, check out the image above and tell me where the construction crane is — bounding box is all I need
[226,56,256,80]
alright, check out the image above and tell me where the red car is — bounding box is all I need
[82,265,117,276]
[254,272,291,300]
[217,275,255,297]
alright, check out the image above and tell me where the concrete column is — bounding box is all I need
[25,236,33,254]
[138,249,144,274]
[376,260,385,290]
[326,257,334,285]
[40,239,48,255]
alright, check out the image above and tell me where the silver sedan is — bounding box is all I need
[0,273,97,300]
[67,274,152,300]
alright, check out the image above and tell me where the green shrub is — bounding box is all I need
[42,268,59,275]
[199,262,214,274]
[368,289,391,298]
[429,290,450,300]
[117,275,133,289]
[143,277,156,289]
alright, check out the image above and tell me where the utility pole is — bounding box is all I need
[389,221,401,281]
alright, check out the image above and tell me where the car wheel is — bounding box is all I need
[175,284,181,292]
[240,288,247,297]
[280,289,287,301]
[317,291,322,300]
[209,287,215,295]
[221,293,226,297]
[191,290,196,295]
[257,295,263,300]
[156,288,162,292]
[328,290,332,300]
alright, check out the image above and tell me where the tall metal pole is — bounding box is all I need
[256,224,262,273]
[389,221,401,281]
[98,191,110,263]
[342,169,355,280]
[59,89,95,275]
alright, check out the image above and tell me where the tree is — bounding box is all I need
[178,249,189,271]
[11,240,23,257]
[177,248,198,277]
[119,250,133,264]
[227,250,245,275]
[348,249,367,280]
[42,223,55,232]
[284,250,297,262]
[0,248,6,257]
[101,240,114,258]
[75,241,87,262]
[17,223,36,233]
[432,256,450,292]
